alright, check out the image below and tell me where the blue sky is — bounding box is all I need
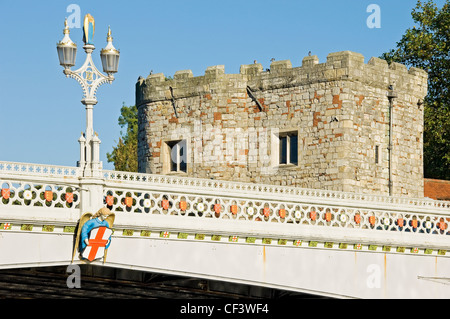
[0,0,442,170]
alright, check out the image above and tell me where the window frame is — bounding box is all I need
[163,139,188,174]
[375,144,382,166]
[271,129,300,168]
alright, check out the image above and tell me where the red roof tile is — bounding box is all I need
[424,179,450,201]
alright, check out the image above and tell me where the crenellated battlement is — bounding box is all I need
[136,50,427,106]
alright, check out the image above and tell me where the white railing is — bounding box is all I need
[103,175,450,238]
[0,161,81,210]
[0,161,80,178]
[0,161,449,249]
[102,169,450,212]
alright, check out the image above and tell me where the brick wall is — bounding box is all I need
[136,51,428,197]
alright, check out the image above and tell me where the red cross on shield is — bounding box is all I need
[82,226,112,262]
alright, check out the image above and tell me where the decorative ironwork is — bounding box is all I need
[57,15,119,178]
[101,182,449,236]
[101,170,450,211]
[63,47,114,103]
[0,161,80,178]
[0,161,449,253]
[0,178,80,209]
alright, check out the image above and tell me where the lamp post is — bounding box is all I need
[57,14,120,178]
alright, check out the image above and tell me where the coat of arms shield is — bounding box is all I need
[81,226,113,262]
[72,209,115,263]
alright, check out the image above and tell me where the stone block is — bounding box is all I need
[205,65,225,78]
[326,51,364,68]
[147,72,165,82]
[270,60,292,73]
[302,55,319,68]
[240,63,263,76]
[174,70,193,80]
[367,57,388,69]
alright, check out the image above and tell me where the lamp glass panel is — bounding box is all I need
[58,46,76,67]
[101,52,120,73]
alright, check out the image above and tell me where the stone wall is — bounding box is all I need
[136,51,428,197]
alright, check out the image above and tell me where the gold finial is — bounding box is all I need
[58,17,76,47]
[63,18,70,34]
[107,26,112,42]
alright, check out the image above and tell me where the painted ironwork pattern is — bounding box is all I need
[0,162,448,237]
[0,161,80,178]
[103,181,450,238]
[102,170,450,212]
[65,51,112,101]
[0,179,80,209]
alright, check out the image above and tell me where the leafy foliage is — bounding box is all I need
[107,104,138,172]
[381,0,450,179]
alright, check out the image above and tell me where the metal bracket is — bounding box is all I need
[247,86,263,112]
[169,87,178,118]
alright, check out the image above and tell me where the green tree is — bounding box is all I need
[381,0,450,180]
[107,103,138,172]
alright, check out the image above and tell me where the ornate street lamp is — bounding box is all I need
[100,27,120,75]
[57,19,77,68]
[57,14,120,177]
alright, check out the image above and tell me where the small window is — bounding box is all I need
[375,145,380,164]
[166,140,187,173]
[279,132,298,165]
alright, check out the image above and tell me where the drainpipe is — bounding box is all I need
[387,85,397,196]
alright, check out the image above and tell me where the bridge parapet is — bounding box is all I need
[1,161,449,257]
[101,169,450,213]
[0,161,81,212]
[0,161,80,180]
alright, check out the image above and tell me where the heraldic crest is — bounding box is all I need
[72,207,115,263]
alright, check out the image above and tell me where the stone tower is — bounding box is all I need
[136,51,428,197]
